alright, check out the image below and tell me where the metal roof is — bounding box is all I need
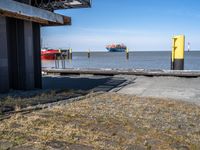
[0,0,71,25]
[34,0,91,11]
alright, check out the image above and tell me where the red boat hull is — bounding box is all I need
[41,54,56,60]
[41,49,60,60]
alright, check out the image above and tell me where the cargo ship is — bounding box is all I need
[106,44,127,52]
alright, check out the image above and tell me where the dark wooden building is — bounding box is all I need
[0,0,91,92]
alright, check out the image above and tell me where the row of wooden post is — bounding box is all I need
[55,37,186,70]
[55,49,72,68]
[55,48,130,69]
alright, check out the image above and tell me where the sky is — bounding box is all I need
[41,0,200,51]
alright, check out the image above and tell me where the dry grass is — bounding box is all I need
[0,93,200,150]
[0,90,88,116]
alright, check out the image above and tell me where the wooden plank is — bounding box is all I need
[0,0,71,25]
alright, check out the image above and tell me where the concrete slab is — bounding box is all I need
[42,74,200,105]
[117,75,200,105]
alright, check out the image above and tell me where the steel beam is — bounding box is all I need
[0,0,71,25]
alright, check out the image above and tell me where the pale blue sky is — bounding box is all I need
[41,0,200,51]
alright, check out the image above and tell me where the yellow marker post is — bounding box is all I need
[69,48,72,60]
[126,47,129,60]
[171,35,185,70]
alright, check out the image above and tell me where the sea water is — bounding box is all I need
[42,51,200,70]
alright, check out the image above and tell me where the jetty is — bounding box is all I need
[42,68,200,78]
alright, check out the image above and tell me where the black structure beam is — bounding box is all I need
[6,18,25,89]
[0,17,9,93]
[5,18,42,90]
[33,23,42,89]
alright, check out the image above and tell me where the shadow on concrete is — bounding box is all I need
[0,76,136,115]
[42,76,131,92]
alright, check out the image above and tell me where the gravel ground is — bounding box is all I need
[0,93,200,150]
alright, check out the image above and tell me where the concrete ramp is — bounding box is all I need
[117,75,200,105]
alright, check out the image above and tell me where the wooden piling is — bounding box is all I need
[61,52,65,69]
[88,49,91,58]
[55,54,59,69]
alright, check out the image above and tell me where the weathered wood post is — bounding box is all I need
[55,53,60,69]
[60,50,66,69]
[88,49,91,58]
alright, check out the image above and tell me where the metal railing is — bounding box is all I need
[33,0,92,11]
